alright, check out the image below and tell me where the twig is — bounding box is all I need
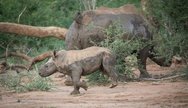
[142,73,187,81]
[0,52,32,61]
[0,43,6,49]
[0,51,53,71]
[27,51,53,70]
[0,61,28,74]
[162,73,186,80]
[17,6,27,23]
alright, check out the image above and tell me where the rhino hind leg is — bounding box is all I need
[137,46,151,78]
[65,76,88,90]
[80,80,88,91]
[102,55,118,88]
[64,75,73,86]
[148,52,172,67]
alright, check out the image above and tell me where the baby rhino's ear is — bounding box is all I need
[74,11,83,24]
[52,50,57,59]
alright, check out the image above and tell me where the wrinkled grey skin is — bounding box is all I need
[39,47,118,95]
[66,13,152,50]
[65,10,171,78]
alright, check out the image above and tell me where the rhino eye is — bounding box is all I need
[45,65,48,68]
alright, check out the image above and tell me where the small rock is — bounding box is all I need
[151,82,160,85]
[17,99,21,103]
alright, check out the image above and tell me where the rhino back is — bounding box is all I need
[58,47,111,74]
[65,12,152,50]
[57,47,110,65]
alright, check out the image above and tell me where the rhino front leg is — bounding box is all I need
[70,68,88,95]
[70,70,81,95]
[65,76,88,90]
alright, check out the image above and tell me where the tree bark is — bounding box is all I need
[0,22,67,40]
[28,51,53,69]
[0,52,32,61]
[0,51,53,72]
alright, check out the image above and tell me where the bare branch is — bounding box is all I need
[28,51,53,69]
[0,61,28,74]
[10,64,28,70]
[0,22,68,40]
[142,73,187,81]
[0,51,53,71]
[0,52,32,61]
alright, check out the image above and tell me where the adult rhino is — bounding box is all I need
[65,5,171,78]
[39,47,118,95]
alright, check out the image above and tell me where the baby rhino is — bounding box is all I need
[39,46,118,95]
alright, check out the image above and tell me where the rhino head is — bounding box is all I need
[39,58,57,77]
[39,50,67,77]
[39,51,59,77]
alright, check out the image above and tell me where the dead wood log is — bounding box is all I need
[27,51,53,69]
[0,22,67,40]
[0,52,32,61]
[0,51,53,73]
[0,60,28,74]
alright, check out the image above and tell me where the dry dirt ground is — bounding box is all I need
[0,63,188,108]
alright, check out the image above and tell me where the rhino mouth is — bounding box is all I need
[39,70,54,77]
[39,73,48,77]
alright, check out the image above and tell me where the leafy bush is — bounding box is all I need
[0,0,141,54]
[25,75,52,91]
[87,22,147,83]
[88,0,188,84]
[0,0,75,55]
[146,0,188,60]
[102,22,147,75]
[87,70,110,85]
[183,67,188,79]
[0,66,53,92]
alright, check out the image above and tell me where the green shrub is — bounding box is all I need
[25,75,52,91]
[0,66,53,92]
[146,0,188,60]
[180,66,188,80]
[87,0,188,84]
[87,22,146,83]
[87,70,110,85]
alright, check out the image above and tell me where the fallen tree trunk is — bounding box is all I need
[0,61,28,74]
[27,51,53,69]
[0,22,67,40]
[0,51,53,73]
[0,52,32,61]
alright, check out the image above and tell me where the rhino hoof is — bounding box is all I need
[109,84,117,88]
[139,74,151,79]
[82,80,88,91]
[83,86,88,91]
[70,90,80,95]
